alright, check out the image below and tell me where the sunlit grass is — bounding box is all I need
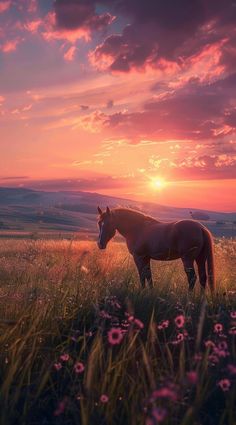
[0,238,235,425]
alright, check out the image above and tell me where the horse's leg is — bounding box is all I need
[196,255,207,291]
[181,257,197,291]
[133,255,153,288]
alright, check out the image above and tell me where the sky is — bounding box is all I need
[0,0,235,211]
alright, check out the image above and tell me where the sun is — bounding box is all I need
[149,177,167,190]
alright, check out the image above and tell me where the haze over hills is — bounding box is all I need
[0,187,235,237]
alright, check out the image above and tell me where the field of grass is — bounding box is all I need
[0,237,235,425]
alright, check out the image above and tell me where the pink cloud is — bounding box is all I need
[0,1,11,14]
[63,45,77,61]
[42,12,91,43]
[1,39,20,53]
[24,19,42,33]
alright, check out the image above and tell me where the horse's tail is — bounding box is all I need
[202,227,215,292]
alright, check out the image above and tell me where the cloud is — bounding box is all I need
[54,0,115,32]
[44,1,115,44]
[63,45,77,61]
[0,1,11,14]
[0,176,29,181]
[24,19,42,33]
[85,0,236,73]
[149,151,236,180]
[7,176,133,192]
[104,75,236,141]
[0,39,20,53]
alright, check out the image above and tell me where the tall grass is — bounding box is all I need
[0,238,235,425]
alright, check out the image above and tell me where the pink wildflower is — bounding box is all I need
[108,327,123,345]
[74,362,85,374]
[100,394,109,403]
[157,320,169,330]
[60,354,70,362]
[194,353,203,361]
[127,315,134,322]
[230,311,236,319]
[214,323,223,333]
[172,333,184,344]
[54,398,68,416]
[217,379,231,392]
[134,318,144,329]
[99,310,112,319]
[228,364,236,375]
[152,387,178,402]
[186,371,198,385]
[208,354,220,364]
[54,362,62,371]
[174,315,185,328]
[146,418,154,425]
[228,327,236,335]
[205,340,215,349]
[152,407,167,422]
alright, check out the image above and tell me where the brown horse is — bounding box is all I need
[97,207,215,291]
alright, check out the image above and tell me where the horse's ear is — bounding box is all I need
[106,206,111,215]
[97,206,102,215]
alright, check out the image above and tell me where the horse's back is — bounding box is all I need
[139,219,206,260]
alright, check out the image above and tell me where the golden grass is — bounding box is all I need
[0,237,235,425]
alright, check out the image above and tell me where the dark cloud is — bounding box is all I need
[82,0,236,72]
[54,0,114,33]
[104,77,236,140]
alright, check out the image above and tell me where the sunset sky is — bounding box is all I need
[0,0,235,211]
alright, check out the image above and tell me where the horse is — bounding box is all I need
[97,206,215,291]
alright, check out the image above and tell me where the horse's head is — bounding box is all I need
[97,206,116,249]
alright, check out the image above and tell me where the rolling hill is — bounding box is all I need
[0,187,235,237]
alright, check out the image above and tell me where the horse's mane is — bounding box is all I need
[112,207,158,225]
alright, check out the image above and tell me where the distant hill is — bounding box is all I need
[0,187,235,237]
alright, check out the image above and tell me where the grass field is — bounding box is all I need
[0,237,235,425]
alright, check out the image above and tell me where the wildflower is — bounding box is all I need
[146,418,154,425]
[152,387,178,402]
[214,349,229,358]
[228,327,236,335]
[186,371,198,385]
[60,354,70,362]
[134,318,144,329]
[214,323,223,333]
[172,333,184,345]
[217,379,231,392]
[230,311,236,319]
[205,340,215,349]
[54,362,62,371]
[74,362,85,374]
[157,320,169,330]
[227,364,236,375]
[208,354,220,365]
[108,327,123,345]
[100,394,109,403]
[174,315,185,328]
[99,310,112,319]
[152,407,167,422]
[194,353,203,362]
[54,398,67,416]
[127,315,134,322]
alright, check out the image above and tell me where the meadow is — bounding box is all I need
[0,237,235,425]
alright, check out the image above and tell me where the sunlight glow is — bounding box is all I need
[149,177,167,190]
